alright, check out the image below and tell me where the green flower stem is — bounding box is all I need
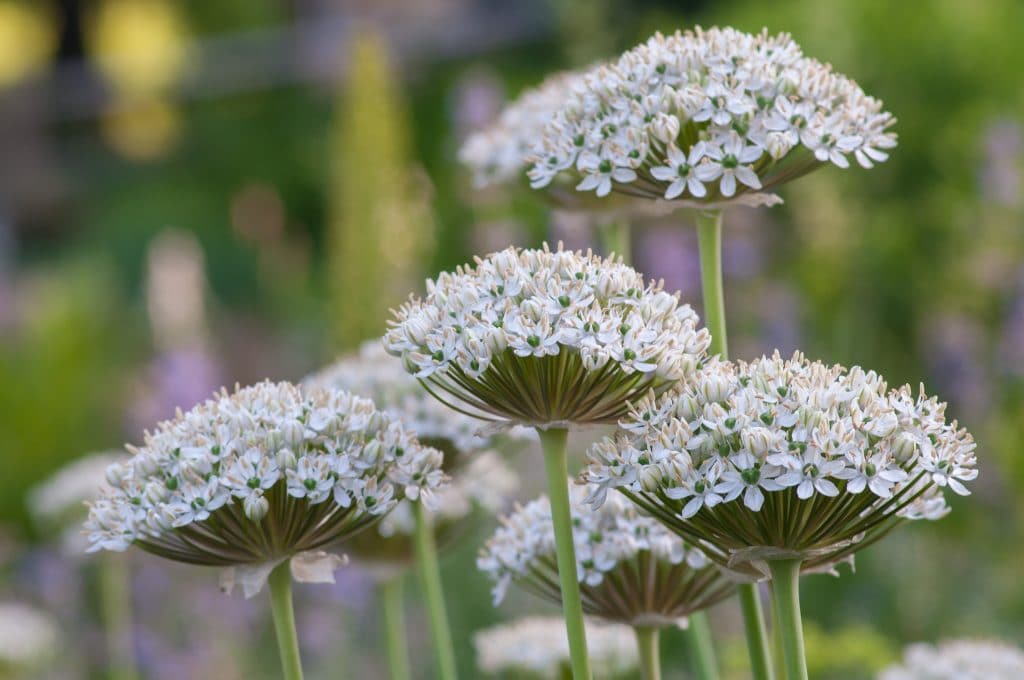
[695,210,728,359]
[413,501,458,680]
[98,553,138,680]
[681,612,719,680]
[538,427,593,680]
[598,219,631,264]
[268,560,304,680]
[739,584,776,680]
[696,208,774,680]
[634,626,661,680]
[768,560,808,680]
[380,576,412,680]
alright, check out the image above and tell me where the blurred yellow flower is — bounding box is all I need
[0,1,56,88]
[88,0,189,96]
[100,96,181,160]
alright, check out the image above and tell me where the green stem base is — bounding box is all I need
[634,626,661,680]
[682,612,719,680]
[696,210,727,359]
[769,560,808,680]
[538,427,593,680]
[414,502,458,680]
[738,583,775,680]
[99,554,138,680]
[268,560,304,680]
[380,576,412,680]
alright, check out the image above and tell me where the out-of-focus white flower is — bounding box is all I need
[474,616,637,679]
[459,70,585,189]
[28,452,124,525]
[479,482,732,626]
[879,640,1024,680]
[0,603,58,672]
[83,382,447,577]
[524,27,896,209]
[384,243,710,428]
[582,352,977,575]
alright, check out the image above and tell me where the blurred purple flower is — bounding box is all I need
[637,225,701,298]
[450,68,505,141]
[980,119,1022,207]
[999,269,1024,377]
[129,348,224,435]
[923,313,991,420]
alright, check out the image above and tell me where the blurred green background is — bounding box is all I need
[0,0,1021,677]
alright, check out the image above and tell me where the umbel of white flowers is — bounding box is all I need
[384,243,710,427]
[582,352,977,576]
[474,616,638,679]
[525,26,896,209]
[479,481,734,627]
[879,640,1024,680]
[84,382,446,578]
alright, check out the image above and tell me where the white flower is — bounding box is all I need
[28,451,124,527]
[650,143,709,199]
[0,603,58,671]
[582,352,977,574]
[474,616,638,679]
[879,640,1024,680]
[521,26,896,205]
[384,244,710,427]
[83,382,446,567]
[479,482,731,625]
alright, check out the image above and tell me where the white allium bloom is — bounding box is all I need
[384,243,710,427]
[83,381,446,568]
[28,452,124,526]
[474,616,637,679]
[879,640,1024,680]
[582,352,977,575]
[479,482,732,626]
[460,70,585,189]
[526,27,896,208]
[0,603,58,671]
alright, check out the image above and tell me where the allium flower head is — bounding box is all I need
[384,243,710,427]
[879,640,1024,680]
[460,70,584,189]
[479,482,733,626]
[83,382,446,581]
[582,352,977,576]
[474,616,637,679]
[527,27,896,209]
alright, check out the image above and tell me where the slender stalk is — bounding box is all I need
[681,612,719,680]
[380,576,412,680]
[413,502,458,680]
[696,208,774,679]
[634,626,661,680]
[538,427,592,680]
[695,210,727,359]
[598,219,631,264]
[268,560,304,680]
[98,553,138,680]
[768,560,807,680]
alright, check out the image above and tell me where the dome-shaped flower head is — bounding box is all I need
[83,381,446,591]
[383,243,711,428]
[474,616,638,679]
[527,27,896,209]
[879,640,1024,680]
[479,482,733,626]
[460,69,586,190]
[581,352,977,576]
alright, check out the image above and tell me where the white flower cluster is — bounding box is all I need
[84,381,446,564]
[479,482,707,606]
[879,640,1024,680]
[305,341,499,454]
[474,616,637,680]
[377,450,520,538]
[527,27,896,203]
[460,70,584,188]
[28,451,123,525]
[582,352,976,568]
[0,603,58,671]
[384,244,710,425]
